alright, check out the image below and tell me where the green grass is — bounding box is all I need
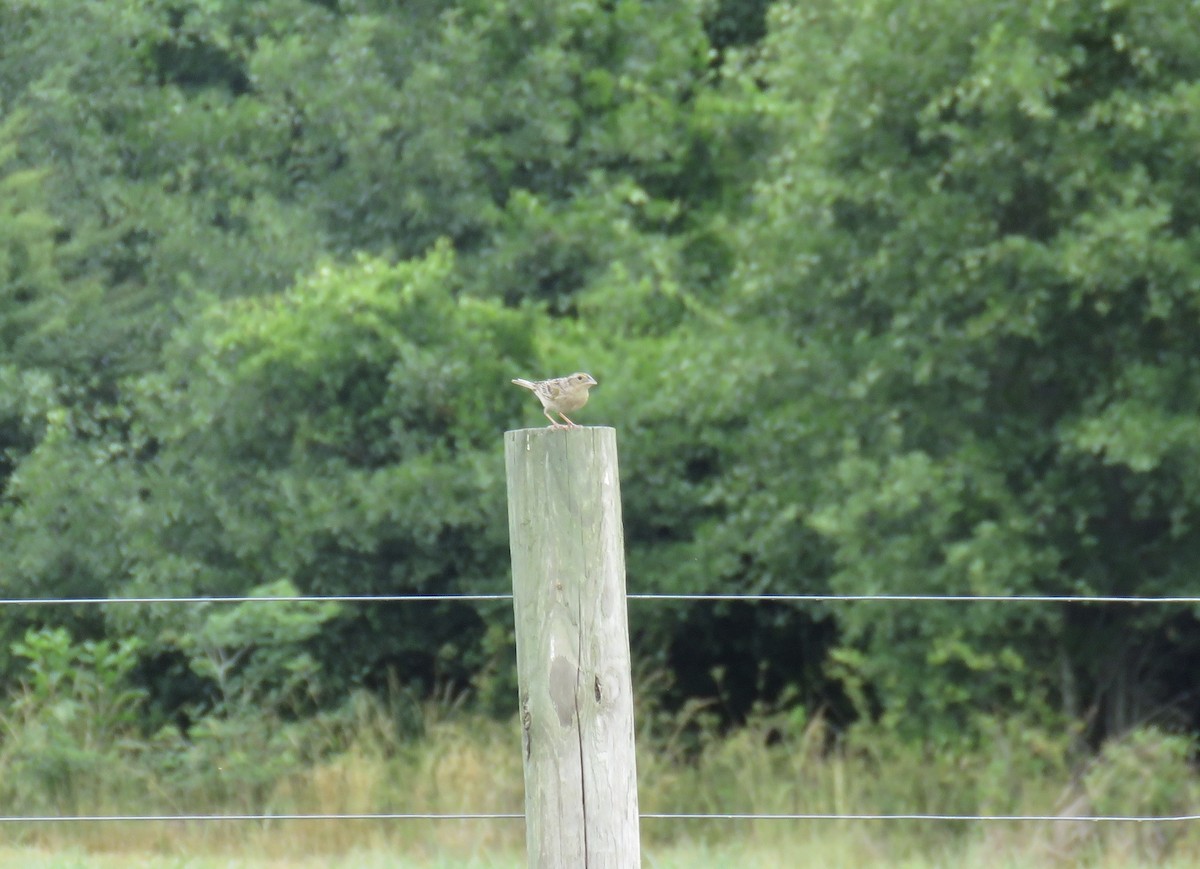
[6,837,1200,869]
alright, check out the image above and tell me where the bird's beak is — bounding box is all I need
[588,375,598,387]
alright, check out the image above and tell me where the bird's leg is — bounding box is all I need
[543,408,568,429]
[557,413,579,428]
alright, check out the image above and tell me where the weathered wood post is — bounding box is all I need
[504,426,641,868]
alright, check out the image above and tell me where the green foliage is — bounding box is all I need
[9,627,145,733]
[0,402,137,671]
[1085,728,1197,818]
[0,113,58,356]
[2,0,1200,764]
[738,0,1200,740]
[113,247,530,702]
[172,579,341,715]
[0,628,145,812]
[1082,728,1199,860]
[0,110,101,471]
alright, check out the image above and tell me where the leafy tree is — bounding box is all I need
[15,0,1200,752]
[171,579,341,717]
[0,0,763,724]
[740,0,1200,739]
[0,112,136,664]
[113,245,532,708]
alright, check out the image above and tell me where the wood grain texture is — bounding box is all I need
[505,426,641,868]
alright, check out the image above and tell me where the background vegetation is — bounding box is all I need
[3,0,1200,860]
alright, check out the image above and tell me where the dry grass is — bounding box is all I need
[3,700,1200,867]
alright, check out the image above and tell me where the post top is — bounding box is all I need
[505,425,616,436]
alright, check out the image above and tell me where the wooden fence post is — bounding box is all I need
[504,426,641,868]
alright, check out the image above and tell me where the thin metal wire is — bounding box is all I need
[0,812,521,823]
[642,812,1200,823]
[2,592,1199,605]
[631,593,1200,603]
[2,811,1197,824]
[0,594,513,606]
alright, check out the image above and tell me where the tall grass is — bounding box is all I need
[2,688,1199,866]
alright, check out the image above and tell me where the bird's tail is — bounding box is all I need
[511,378,536,390]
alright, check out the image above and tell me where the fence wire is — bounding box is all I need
[1,811,1197,824]
[4,593,1200,606]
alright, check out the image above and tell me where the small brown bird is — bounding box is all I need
[512,372,598,429]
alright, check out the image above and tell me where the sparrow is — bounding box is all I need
[512,372,598,429]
